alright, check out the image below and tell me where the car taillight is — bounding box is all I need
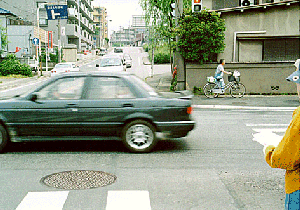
[187,107,193,114]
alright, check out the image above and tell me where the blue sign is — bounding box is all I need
[46,5,68,20]
[32,38,39,46]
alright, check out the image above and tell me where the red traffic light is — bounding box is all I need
[194,0,201,3]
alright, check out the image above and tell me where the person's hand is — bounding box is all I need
[263,145,276,155]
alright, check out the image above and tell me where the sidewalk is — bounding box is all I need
[145,71,300,109]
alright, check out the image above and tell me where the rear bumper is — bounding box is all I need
[155,121,195,138]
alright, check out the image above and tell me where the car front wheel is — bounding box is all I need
[0,125,8,153]
[122,120,157,153]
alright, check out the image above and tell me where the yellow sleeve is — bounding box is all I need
[265,108,300,170]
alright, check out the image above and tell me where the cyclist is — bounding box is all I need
[214,59,232,93]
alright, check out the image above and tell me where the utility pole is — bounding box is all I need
[57,0,61,63]
[173,0,185,90]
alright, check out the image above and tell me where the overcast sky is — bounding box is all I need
[92,0,144,36]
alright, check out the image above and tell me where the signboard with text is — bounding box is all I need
[46,5,68,20]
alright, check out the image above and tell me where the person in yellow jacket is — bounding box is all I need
[264,107,300,210]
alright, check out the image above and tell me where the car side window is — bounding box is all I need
[38,77,85,100]
[87,77,135,100]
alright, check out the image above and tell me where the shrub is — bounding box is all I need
[0,54,32,76]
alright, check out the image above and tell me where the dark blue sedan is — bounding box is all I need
[0,72,195,153]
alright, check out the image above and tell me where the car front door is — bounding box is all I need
[14,76,86,137]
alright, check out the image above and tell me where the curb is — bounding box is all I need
[192,104,297,110]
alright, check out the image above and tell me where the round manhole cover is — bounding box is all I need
[41,170,117,190]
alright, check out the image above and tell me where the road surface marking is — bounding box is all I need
[246,124,289,127]
[247,124,287,146]
[16,191,69,210]
[106,191,151,210]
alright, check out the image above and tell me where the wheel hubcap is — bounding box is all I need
[126,124,153,149]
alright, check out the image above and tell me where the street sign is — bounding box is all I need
[45,5,68,20]
[32,38,39,46]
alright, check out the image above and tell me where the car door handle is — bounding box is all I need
[65,104,78,108]
[122,103,134,108]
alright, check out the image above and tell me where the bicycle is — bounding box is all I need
[203,71,246,98]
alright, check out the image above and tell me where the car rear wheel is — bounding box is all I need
[122,120,157,153]
[0,125,8,153]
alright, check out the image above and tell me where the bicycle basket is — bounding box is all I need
[228,74,235,82]
[207,76,215,83]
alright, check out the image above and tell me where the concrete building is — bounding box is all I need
[0,0,95,54]
[110,26,135,47]
[131,15,148,46]
[92,6,108,49]
[187,0,300,94]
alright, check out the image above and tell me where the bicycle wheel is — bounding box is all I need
[230,82,246,98]
[203,83,218,98]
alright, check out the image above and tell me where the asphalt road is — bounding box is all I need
[0,47,294,209]
[0,107,292,210]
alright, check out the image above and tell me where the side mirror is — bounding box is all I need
[96,64,99,67]
[29,93,39,102]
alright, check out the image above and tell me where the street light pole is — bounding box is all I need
[57,0,61,63]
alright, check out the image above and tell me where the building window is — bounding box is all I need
[263,38,300,61]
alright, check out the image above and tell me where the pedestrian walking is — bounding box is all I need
[286,59,300,102]
[264,106,300,210]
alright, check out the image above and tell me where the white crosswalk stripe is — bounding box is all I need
[106,191,151,210]
[247,124,288,146]
[15,190,151,210]
[16,191,69,210]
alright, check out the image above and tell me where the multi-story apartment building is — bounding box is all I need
[110,26,135,47]
[0,0,95,57]
[92,6,108,49]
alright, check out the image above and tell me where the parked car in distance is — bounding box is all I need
[51,62,79,77]
[123,53,132,68]
[96,55,126,71]
[114,47,123,53]
[98,47,107,56]
[0,72,195,153]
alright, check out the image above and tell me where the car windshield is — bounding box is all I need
[129,75,158,96]
[55,63,72,68]
[100,58,122,67]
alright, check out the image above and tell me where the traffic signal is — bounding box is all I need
[170,2,176,19]
[192,0,202,13]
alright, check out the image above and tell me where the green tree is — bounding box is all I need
[139,0,192,65]
[177,10,226,63]
[0,25,8,56]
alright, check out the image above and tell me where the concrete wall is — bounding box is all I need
[218,3,300,62]
[186,62,298,94]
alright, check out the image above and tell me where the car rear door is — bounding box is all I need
[78,75,139,137]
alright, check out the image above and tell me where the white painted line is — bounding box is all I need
[16,191,69,210]
[106,191,151,210]
[246,124,289,127]
[193,105,297,111]
[253,128,286,133]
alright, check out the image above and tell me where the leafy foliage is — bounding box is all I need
[0,25,8,56]
[177,10,226,63]
[0,54,32,76]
